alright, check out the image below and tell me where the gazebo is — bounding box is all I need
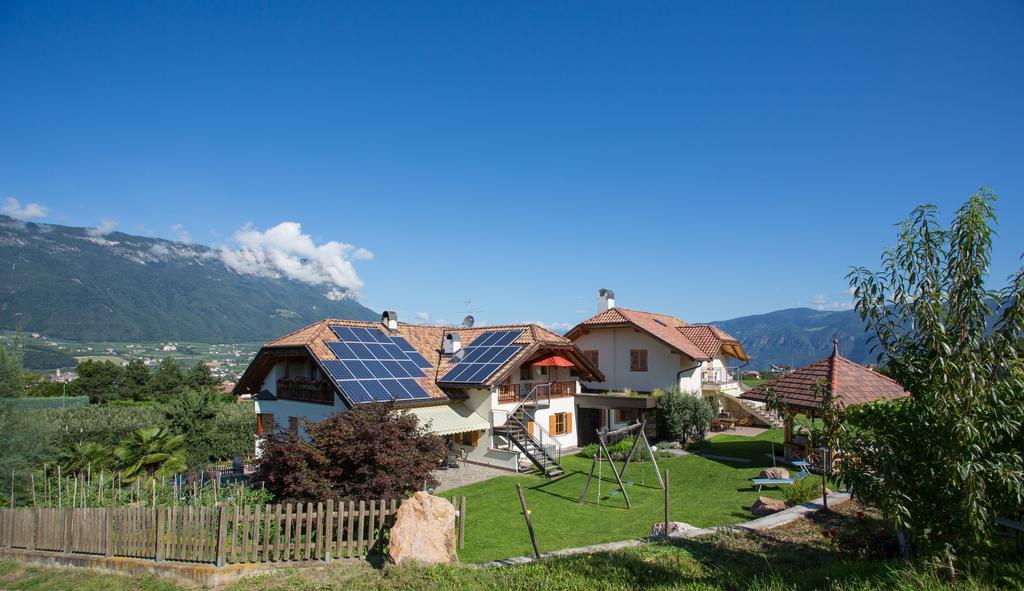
[741,339,909,459]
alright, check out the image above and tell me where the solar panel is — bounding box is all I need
[323,325,433,404]
[438,330,523,384]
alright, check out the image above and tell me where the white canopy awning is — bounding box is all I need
[408,403,489,436]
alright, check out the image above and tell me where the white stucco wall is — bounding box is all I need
[253,361,346,442]
[572,327,702,393]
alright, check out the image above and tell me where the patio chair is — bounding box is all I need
[750,465,811,492]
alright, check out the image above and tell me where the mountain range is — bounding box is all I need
[711,307,874,369]
[0,216,377,342]
[1,216,875,366]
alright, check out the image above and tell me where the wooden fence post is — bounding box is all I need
[216,504,228,567]
[62,508,72,554]
[155,506,165,562]
[104,508,113,557]
[324,499,333,563]
[27,508,36,551]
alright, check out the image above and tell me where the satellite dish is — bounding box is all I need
[462,315,475,328]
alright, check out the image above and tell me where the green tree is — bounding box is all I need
[59,441,113,474]
[656,387,718,444]
[151,357,184,401]
[23,374,65,398]
[0,398,54,505]
[186,361,219,393]
[73,360,125,403]
[114,427,186,482]
[164,387,218,468]
[843,190,1024,570]
[0,337,25,398]
[121,358,152,401]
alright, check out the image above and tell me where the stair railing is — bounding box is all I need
[491,383,562,465]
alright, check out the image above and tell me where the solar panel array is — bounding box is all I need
[321,325,433,404]
[439,330,524,384]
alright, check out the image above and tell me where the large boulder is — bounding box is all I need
[388,492,458,565]
[759,467,790,479]
[751,496,788,516]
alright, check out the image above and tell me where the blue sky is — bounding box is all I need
[2,1,1022,329]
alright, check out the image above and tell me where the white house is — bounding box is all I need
[565,290,777,431]
[234,313,604,477]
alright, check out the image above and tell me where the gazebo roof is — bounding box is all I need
[741,339,909,412]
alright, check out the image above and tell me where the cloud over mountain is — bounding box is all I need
[2,197,48,220]
[219,222,373,293]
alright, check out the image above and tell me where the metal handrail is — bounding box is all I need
[491,383,562,463]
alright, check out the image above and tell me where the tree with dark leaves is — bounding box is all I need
[255,404,446,502]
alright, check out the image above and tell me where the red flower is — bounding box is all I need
[821,530,831,538]
[855,511,865,519]
[830,527,839,536]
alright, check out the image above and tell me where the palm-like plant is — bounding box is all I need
[114,427,186,481]
[59,441,112,474]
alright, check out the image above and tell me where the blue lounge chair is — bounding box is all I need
[750,466,810,492]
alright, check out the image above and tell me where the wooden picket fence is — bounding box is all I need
[0,496,467,566]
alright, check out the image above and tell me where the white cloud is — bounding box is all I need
[171,224,192,243]
[218,222,372,293]
[150,244,171,256]
[415,312,431,321]
[522,320,573,333]
[2,197,48,220]
[86,218,118,237]
[810,293,854,312]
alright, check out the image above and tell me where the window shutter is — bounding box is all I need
[549,414,556,434]
[469,430,480,446]
[528,421,534,437]
[566,412,573,434]
[256,414,263,435]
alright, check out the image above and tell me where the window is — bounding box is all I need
[539,366,548,376]
[288,416,300,436]
[549,412,573,436]
[256,413,275,436]
[461,430,480,446]
[520,365,532,381]
[630,349,648,371]
[583,350,599,367]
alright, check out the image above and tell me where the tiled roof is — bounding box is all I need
[741,342,909,411]
[247,318,603,402]
[566,307,749,362]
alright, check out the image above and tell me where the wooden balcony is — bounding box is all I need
[497,380,577,404]
[276,380,334,404]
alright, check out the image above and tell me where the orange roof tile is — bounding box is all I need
[566,307,749,361]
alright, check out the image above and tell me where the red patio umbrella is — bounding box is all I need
[530,354,574,367]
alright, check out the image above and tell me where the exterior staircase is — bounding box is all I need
[493,394,564,479]
[734,396,786,428]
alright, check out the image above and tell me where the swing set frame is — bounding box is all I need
[577,420,663,508]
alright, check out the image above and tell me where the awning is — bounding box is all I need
[408,403,490,436]
[531,354,574,367]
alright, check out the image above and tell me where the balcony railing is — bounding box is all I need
[702,367,741,386]
[276,380,334,404]
[497,380,577,404]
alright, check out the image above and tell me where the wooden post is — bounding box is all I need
[104,507,113,557]
[323,500,333,563]
[63,508,73,554]
[663,469,670,539]
[515,484,540,559]
[459,496,466,550]
[216,504,229,567]
[155,506,166,561]
[820,447,830,512]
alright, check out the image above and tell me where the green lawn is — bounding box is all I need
[447,429,797,563]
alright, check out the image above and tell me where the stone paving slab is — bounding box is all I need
[432,463,511,492]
